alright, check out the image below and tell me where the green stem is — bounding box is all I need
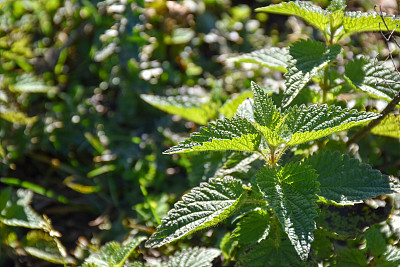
[244,199,268,205]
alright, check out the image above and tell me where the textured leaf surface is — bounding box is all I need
[365,226,386,256]
[345,58,400,102]
[341,12,400,40]
[23,230,76,265]
[232,209,270,244]
[164,116,260,154]
[255,163,319,260]
[219,90,253,118]
[0,188,44,229]
[166,247,221,267]
[83,237,146,267]
[146,177,246,248]
[141,94,217,125]
[230,47,289,72]
[284,104,380,146]
[283,40,341,106]
[371,114,400,138]
[335,248,367,267]
[256,2,329,32]
[303,150,393,204]
[236,238,302,267]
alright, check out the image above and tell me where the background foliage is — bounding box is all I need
[0,0,399,266]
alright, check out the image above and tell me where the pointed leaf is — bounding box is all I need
[283,40,341,106]
[145,177,247,248]
[284,104,380,146]
[303,150,393,204]
[164,116,261,154]
[141,94,217,125]
[166,247,221,267]
[236,238,302,267]
[344,57,400,102]
[341,11,400,41]
[83,237,146,267]
[232,209,270,244]
[219,90,253,119]
[230,47,289,72]
[255,163,319,260]
[256,2,329,33]
[371,114,400,138]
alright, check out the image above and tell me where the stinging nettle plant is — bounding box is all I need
[143,0,400,265]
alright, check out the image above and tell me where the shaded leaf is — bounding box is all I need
[145,177,247,248]
[303,150,393,204]
[255,162,319,260]
[23,230,75,265]
[236,238,303,267]
[365,226,386,256]
[83,236,146,267]
[166,247,221,267]
[232,209,270,244]
[334,248,367,267]
[345,57,400,102]
[283,40,341,106]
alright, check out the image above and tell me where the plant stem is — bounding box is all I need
[346,92,400,147]
[244,199,268,205]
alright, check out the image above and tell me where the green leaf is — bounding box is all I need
[230,47,289,72]
[22,230,76,265]
[220,232,237,261]
[334,248,367,267]
[145,177,247,248]
[256,2,329,33]
[365,226,386,257]
[166,247,221,267]
[381,246,400,267]
[303,150,393,204]
[236,238,302,267]
[345,57,400,102]
[341,11,400,41]
[219,90,253,119]
[0,188,44,229]
[163,116,261,154]
[140,94,217,125]
[255,162,319,260]
[232,209,270,244]
[283,40,341,106]
[284,104,380,146]
[371,114,400,138]
[328,0,346,12]
[83,236,146,267]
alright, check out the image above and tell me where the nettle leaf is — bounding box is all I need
[341,11,400,41]
[255,162,319,260]
[236,238,302,267]
[371,114,400,138]
[283,40,341,106]
[140,94,217,125]
[365,226,386,257]
[145,177,247,248]
[163,116,261,154]
[284,104,380,146]
[83,236,146,267]
[256,2,329,33]
[303,150,393,204]
[166,247,221,267]
[231,209,270,244]
[335,248,367,267]
[345,57,400,102]
[381,246,400,266]
[230,47,289,72]
[219,90,253,119]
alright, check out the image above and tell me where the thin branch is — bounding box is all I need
[347,6,400,147]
